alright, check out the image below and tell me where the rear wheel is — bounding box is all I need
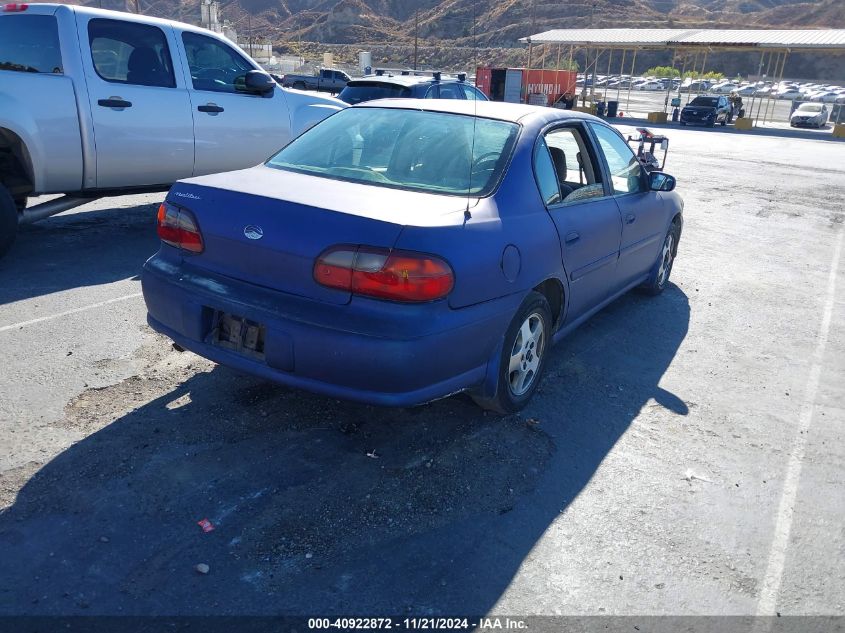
[0,184,18,259]
[472,291,552,414]
[293,81,306,90]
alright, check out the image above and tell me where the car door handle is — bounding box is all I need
[625,213,637,224]
[97,98,132,108]
[198,104,224,113]
[564,231,580,244]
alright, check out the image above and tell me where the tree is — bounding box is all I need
[645,65,680,78]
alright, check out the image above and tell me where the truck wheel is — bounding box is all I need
[293,81,305,90]
[0,185,18,259]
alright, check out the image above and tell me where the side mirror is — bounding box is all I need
[649,171,676,192]
[243,70,275,95]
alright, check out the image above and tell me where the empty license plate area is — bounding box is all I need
[210,311,266,360]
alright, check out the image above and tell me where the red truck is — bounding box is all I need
[476,67,577,106]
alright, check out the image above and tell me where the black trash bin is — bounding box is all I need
[606,100,619,117]
[596,101,607,117]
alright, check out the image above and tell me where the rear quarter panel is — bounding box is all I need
[0,5,86,194]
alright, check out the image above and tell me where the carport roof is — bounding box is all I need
[521,28,845,51]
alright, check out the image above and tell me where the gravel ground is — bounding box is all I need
[0,126,842,619]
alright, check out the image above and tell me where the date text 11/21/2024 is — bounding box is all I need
[307,617,528,630]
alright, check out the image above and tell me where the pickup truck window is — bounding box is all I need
[88,19,175,88]
[0,15,62,74]
[182,32,254,94]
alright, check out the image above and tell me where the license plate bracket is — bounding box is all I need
[210,311,266,360]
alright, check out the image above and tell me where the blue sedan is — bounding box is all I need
[142,100,683,413]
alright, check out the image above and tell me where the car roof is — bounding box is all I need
[348,75,467,87]
[353,98,603,125]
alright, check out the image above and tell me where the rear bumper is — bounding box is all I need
[141,254,518,407]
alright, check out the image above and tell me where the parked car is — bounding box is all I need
[810,91,841,103]
[279,68,351,93]
[790,103,830,128]
[337,73,487,104]
[777,89,804,100]
[712,83,739,94]
[0,3,345,258]
[141,100,683,413]
[637,81,664,91]
[680,95,731,127]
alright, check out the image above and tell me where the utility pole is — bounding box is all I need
[413,9,418,71]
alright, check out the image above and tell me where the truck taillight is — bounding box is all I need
[314,246,454,303]
[3,3,29,10]
[157,202,203,253]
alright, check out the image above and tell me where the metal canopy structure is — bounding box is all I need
[520,28,845,52]
[518,28,845,127]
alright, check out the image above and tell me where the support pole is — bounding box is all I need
[625,49,637,112]
[686,51,699,104]
[616,49,626,102]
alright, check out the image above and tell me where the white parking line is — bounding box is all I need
[0,292,143,333]
[755,227,843,616]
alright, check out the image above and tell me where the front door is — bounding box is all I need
[587,122,665,287]
[176,30,292,176]
[81,16,194,188]
[534,126,622,321]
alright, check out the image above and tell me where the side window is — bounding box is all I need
[0,15,63,74]
[544,126,605,205]
[533,139,561,206]
[461,85,484,100]
[182,31,255,93]
[424,85,438,99]
[88,19,175,88]
[438,83,463,99]
[588,123,646,195]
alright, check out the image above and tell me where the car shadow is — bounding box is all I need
[0,284,689,616]
[0,199,161,306]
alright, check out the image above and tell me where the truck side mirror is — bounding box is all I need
[649,171,676,192]
[244,70,275,96]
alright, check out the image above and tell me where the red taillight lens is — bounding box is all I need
[157,202,203,253]
[3,3,29,10]
[314,246,454,302]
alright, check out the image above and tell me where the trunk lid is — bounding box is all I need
[168,166,469,304]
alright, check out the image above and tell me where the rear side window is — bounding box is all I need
[89,19,175,87]
[438,83,463,99]
[0,15,62,74]
[338,82,412,105]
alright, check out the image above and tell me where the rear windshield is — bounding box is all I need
[0,14,62,74]
[266,107,519,197]
[338,81,412,104]
[690,97,719,107]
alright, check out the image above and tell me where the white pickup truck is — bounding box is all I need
[0,3,345,258]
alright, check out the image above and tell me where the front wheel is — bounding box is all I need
[640,221,680,296]
[472,291,552,414]
[0,185,19,259]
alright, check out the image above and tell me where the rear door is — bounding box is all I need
[80,15,194,188]
[587,121,665,287]
[535,124,622,321]
[176,30,291,176]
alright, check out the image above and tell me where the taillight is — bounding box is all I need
[156,202,203,253]
[314,245,454,302]
[3,3,29,10]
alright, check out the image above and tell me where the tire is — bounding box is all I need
[720,118,727,126]
[471,291,552,414]
[640,220,680,296]
[14,196,26,212]
[680,122,686,126]
[293,81,306,90]
[0,185,18,259]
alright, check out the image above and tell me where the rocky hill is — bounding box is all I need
[38,0,845,77]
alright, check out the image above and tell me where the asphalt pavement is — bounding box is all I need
[0,126,842,622]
